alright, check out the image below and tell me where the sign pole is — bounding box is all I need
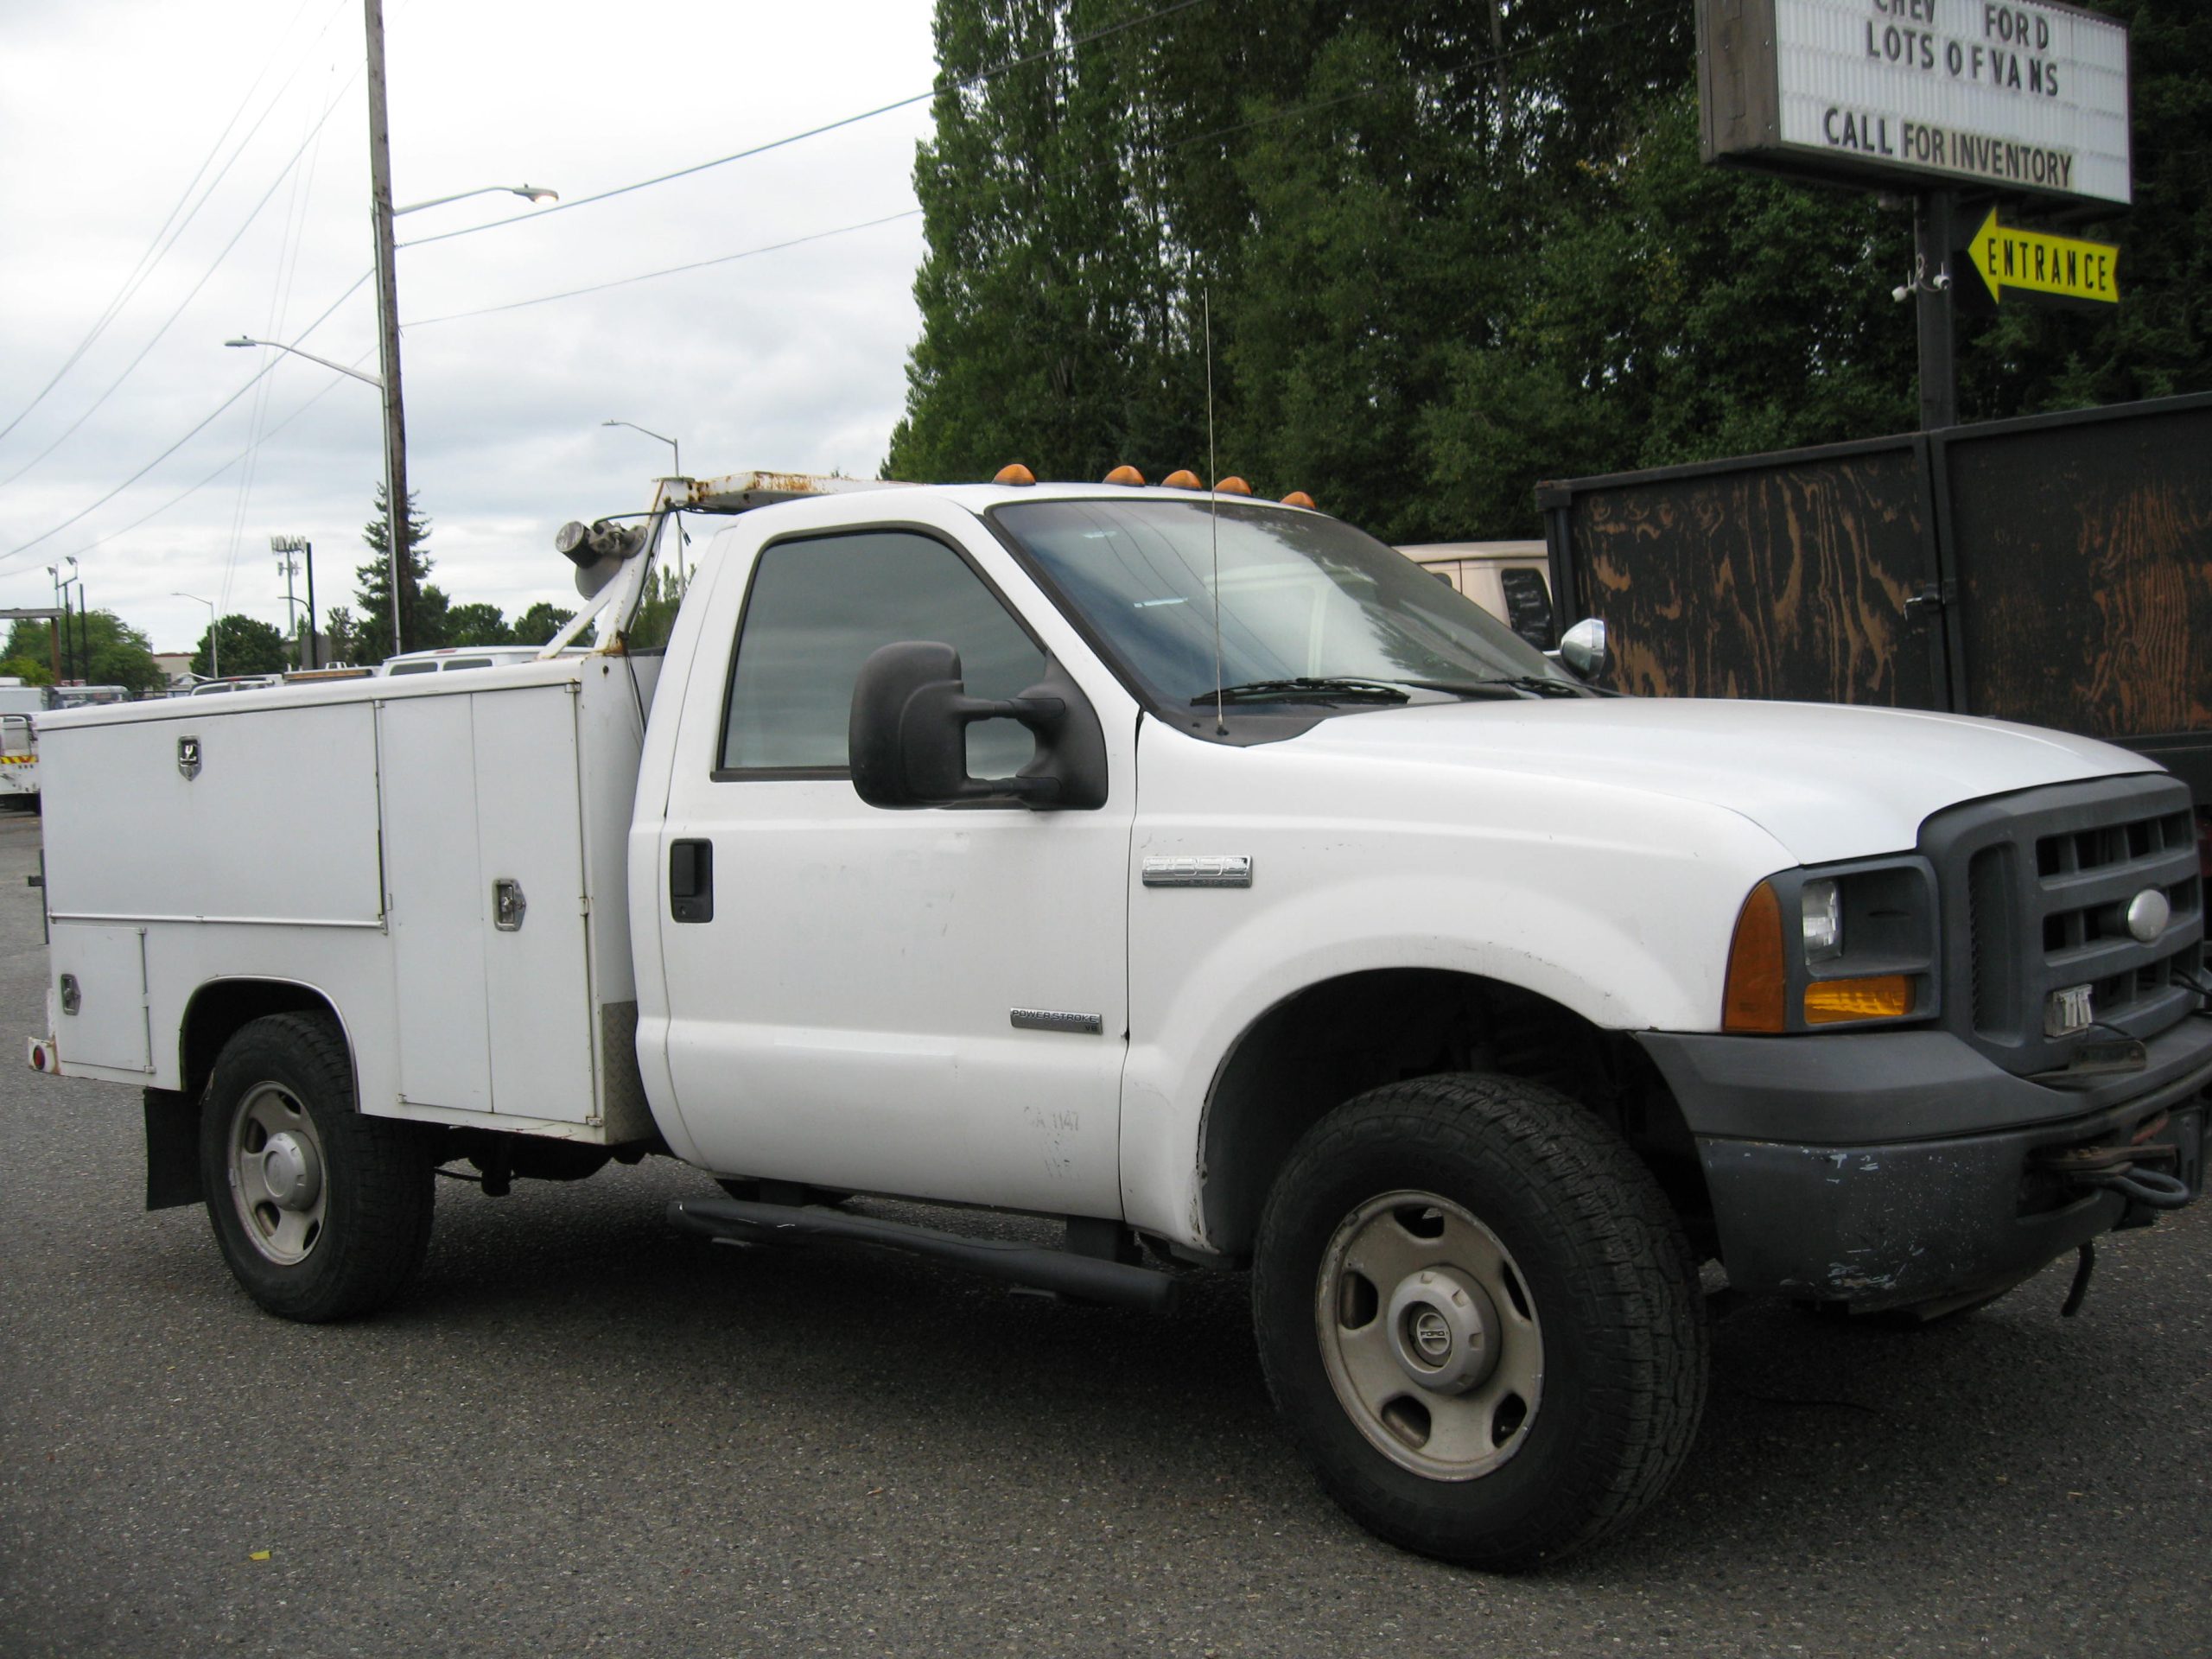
[1915,188,1959,432]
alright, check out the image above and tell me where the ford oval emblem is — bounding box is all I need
[2126,888,2170,944]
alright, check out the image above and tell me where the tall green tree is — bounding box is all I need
[354,484,443,661]
[512,601,576,646]
[444,603,511,647]
[190,615,289,677]
[2,613,163,696]
[892,0,2206,540]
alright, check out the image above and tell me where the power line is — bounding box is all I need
[0,0,351,446]
[0,64,363,493]
[405,208,922,328]
[0,270,372,568]
[397,0,1214,251]
[53,346,374,569]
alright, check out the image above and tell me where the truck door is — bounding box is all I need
[652,522,1135,1217]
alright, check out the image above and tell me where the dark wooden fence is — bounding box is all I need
[1538,393,2212,803]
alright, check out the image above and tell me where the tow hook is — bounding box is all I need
[2036,1122,2195,1213]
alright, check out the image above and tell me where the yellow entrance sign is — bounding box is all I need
[1966,209,2120,306]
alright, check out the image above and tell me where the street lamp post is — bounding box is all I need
[601,420,681,478]
[43,565,68,683]
[174,592,217,681]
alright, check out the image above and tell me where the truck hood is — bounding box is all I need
[1287,697,2159,865]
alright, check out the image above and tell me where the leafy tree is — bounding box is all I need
[893,0,2206,539]
[354,483,436,661]
[0,657,53,687]
[323,606,358,666]
[444,603,512,646]
[512,601,576,646]
[190,615,289,678]
[628,561,691,652]
[2,613,162,696]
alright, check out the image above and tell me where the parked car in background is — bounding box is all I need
[379,645,586,677]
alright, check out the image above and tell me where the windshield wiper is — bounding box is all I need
[1192,677,1413,705]
[1448,675,1587,699]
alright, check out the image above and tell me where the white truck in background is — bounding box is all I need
[31,468,2211,1568]
[0,679,47,802]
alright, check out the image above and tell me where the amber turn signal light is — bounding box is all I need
[1804,976,1914,1024]
[1722,880,1785,1033]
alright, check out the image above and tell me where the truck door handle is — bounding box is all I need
[670,839,714,924]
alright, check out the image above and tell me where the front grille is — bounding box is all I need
[1927,776,2204,1077]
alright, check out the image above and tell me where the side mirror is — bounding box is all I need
[1552,617,1609,683]
[849,642,1107,811]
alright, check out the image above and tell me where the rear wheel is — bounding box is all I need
[1254,1073,1707,1569]
[199,1014,433,1321]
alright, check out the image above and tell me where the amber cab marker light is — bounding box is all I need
[1281,489,1316,509]
[993,462,1036,486]
[1215,475,1253,495]
[1162,469,1202,489]
[1104,464,1146,486]
[1805,976,1914,1025]
[1722,880,1786,1033]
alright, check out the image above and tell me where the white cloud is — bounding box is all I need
[0,0,938,654]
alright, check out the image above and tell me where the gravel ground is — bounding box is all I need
[1,807,2205,1657]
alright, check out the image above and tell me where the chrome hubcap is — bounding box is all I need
[226,1084,328,1267]
[1316,1192,1542,1480]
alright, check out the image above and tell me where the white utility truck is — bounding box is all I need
[0,679,46,801]
[31,471,2210,1567]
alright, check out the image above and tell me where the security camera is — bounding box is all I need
[1892,283,1912,302]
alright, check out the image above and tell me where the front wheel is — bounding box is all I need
[199,1013,434,1321]
[1253,1074,1708,1569]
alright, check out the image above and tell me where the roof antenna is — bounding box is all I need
[1205,288,1226,736]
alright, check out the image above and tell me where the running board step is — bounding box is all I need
[667,1198,1184,1313]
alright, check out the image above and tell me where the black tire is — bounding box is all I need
[199,1013,434,1322]
[1253,1073,1708,1570]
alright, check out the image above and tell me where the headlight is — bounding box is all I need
[1802,878,1843,962]
[1724,858,1939,1033]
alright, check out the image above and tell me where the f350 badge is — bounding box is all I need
[177,735,201,780]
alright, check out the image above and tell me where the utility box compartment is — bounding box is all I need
[38,658,658,1140]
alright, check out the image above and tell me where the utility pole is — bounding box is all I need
[274,536,317,669]
[364,0,410,656]
[275,545,302,664]
[75,583,90,684]
[45,568,68,683]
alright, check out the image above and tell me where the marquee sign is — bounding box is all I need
[1697,0,2132,207]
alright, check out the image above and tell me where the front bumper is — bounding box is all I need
[1637,1018,2212,1309]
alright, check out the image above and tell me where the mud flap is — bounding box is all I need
[143,1087,203,1211]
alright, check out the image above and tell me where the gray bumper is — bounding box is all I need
[1637,1019,2212,1307]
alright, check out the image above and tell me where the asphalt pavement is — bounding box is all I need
[1,807,2204,1657]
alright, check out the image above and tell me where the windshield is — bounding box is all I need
[992,499,1574,709]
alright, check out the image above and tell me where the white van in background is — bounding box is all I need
[1396,541,1554,651]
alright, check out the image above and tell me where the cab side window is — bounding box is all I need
[718,530,1046,777]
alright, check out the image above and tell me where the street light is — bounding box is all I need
[174,592,217,680]
[224,337,383,388]
[395,182,557,215]
[601,420,681,478]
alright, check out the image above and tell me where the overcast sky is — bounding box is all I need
[0,0,939,658]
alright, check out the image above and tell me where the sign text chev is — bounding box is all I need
[1698,0,2132,207]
